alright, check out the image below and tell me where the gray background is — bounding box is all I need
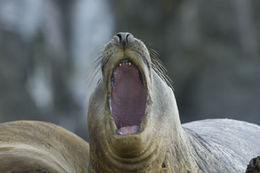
[0,0,259,140]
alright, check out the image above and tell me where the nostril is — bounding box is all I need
[114,32,134,47]
[116,33,122,42]
[126,33,134,43]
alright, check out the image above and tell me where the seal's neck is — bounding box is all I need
[87,118,198,173]
[88,116,168,172]
[147,72,199,173]
[167,126,199,173]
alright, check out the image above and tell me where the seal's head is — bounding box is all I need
[88,32,181,172]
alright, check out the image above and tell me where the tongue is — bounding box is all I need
[117,125,139,135]
[111,63,146,134]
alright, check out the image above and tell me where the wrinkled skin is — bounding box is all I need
[0,33,259,173]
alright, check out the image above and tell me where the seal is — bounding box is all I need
[0,121,89,173]
[0,33,259,173]
[87,32,260,173]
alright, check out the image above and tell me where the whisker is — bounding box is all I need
[87,52,103,88]
[148,47,174,90]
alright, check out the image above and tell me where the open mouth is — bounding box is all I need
[109,59,146,135]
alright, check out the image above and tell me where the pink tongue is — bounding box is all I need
[117,125,139,135]
[111,62,146,134]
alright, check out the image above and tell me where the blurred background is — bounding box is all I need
[0,0,259,140]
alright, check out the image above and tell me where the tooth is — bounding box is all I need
[119,63,122,67]
[129,62,131,66]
